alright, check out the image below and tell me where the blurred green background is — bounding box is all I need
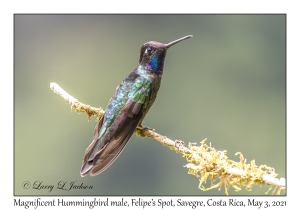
[14,15,285,196]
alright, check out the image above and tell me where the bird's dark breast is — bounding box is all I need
[137,71,162,125]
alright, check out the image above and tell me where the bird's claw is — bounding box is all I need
[137,125,154,131]
[136,125,154,137]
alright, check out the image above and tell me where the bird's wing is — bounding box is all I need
[80,78,152,176]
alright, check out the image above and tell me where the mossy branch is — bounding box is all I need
[50,82,286,195]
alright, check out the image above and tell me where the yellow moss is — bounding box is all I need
[184,140,285,195]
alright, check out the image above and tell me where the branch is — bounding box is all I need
[50,82,286,195]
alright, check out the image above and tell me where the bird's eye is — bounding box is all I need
[146,47,154,55]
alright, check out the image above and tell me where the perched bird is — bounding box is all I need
[80,35,193,177]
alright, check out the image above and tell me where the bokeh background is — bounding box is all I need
[14,15,285,196]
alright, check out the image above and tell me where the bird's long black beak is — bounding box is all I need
[164,35,193,49]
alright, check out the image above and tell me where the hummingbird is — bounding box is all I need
[80,35,193,177]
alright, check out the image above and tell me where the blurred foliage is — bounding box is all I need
[15,14,285,195]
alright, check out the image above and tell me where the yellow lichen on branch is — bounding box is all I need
[50,82,286,195]
[182,139,285,195]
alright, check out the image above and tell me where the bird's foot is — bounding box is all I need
[137,125,154,131]
[136,125,154,137]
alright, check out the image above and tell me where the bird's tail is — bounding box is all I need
[80,161,93,177]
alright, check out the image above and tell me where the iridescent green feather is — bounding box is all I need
[129,79,151,104]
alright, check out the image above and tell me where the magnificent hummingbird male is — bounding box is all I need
[81,35,193,177]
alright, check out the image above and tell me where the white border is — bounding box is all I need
[2,0,298,209]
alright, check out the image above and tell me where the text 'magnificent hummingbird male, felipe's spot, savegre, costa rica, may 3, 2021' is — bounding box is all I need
[80,35,193,177]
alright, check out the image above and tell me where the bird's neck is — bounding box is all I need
[144,54,165,74]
